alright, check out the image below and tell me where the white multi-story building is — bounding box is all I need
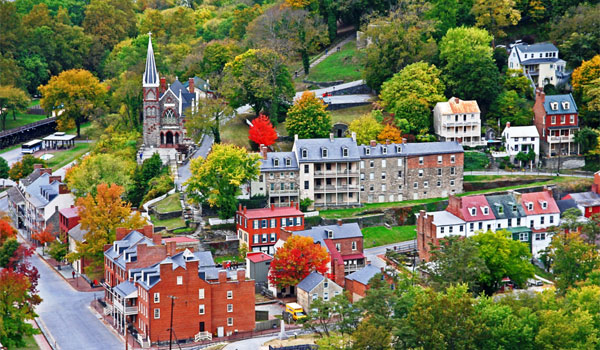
[501,122,540,166]
[508,42,569,88]
[433,97,485,147]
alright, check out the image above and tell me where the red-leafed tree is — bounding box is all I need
[0,218,17,245]
[248,114,278,146]
[268,235,330,288]
[0,269,41,348]
[31,224,55,255]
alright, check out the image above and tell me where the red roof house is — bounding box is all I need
[446,194,496,234]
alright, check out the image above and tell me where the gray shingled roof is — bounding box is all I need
[568,192,600,207]
[520,58,560,65]
[295,138,360,163]
[260,152,299,171]
[543,94,578,115]
[345,264,380,285]
[114,281,137,298]
[485,194,526,219]
[297,271,324,292]
[7,186,24,204]
[402,142,464,156]
[556,199,578,214]
[294,223,362,247]
[358,143,403,158]
[68,223,87,242]
[516,42,558,53]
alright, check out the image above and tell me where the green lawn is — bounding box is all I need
[1,113,46,131]
[329,104,373,125]
[363,225,416,248]
[464,151,490,171]
[214,255,244,264]
[9,334,39,350]
[306,41,364,83]
[28,99,40,107]
[320,176,578,219]
[44,142,93,171]
[150,214,186,230]
[464,175,553,182]
[154,193,182,213]
[221,114,251,148]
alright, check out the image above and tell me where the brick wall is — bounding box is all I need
[416,210,438,261]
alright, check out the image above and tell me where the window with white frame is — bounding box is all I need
[437,168,442,176]
[423,181,428,188]
[483,207,489,215]
[312,293,318,301]
[418,169,423,177]
[414,182,418,189]
[360,161,364,169]
[470,207,476,216]
[369,173,374,180]
[342,148,348,157]
[397,158,403,166]
[451,155,455,163]
[365,148,370,155]
[227,304,233,313]
[450,167,456,175]
[541,216,545,225]
[450,180,455,186]
[335,243,341,251]
[322,148,328,158]
[177,276,183,285]
[352,241,357,250]
[154,293,160,303]
[381,172,386,179]
[437,155,442,164]
[570,115,575,123]
[527,202,533,211]
[419,157,424,165]
[519,232,528,241]
[382,147,387,154]
[550,216,554,224]
[154,308,160,319]
[382,159,386,168]
[199,289,205,299]
[551,116,556,124]
[227,290,233,299]
[324,292,329,301]
[274,159,279,167]
[437,181,441,187]
[541,201,547,209]
[302,149,307,158]
[227,317,233,326]
[271,219,276,228]
[199,304,205,314]
[253,220,258,229]
[382,184,386,191]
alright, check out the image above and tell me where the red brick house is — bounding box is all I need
[235,203,304,255]
[58,206,89,273]
[344,265,396,302]
[58,206,80,233]
[533,90,579,157]
[278,221,364,288]
[103,226,255,346]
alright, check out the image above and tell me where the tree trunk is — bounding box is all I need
[1,114,5,131]
[76,119,81,138]
[12,109,16,121]
[301,50,310,75]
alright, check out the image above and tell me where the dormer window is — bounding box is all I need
[396,145,401,153]
[273,158,279,167]
[550,102,558,111]
[285,158,291,166]
[512,204,517,212]
[562,102,569,110]
[301,149,307,158]
[382,147,387,155]
[482,207,489,215]
[342,147,348,157]
[541,201,547,209]
[326,229,333,239]
[470,207,476,216]
[321,148,328,158]
[527,202,534,211]
[365,148,370,155]
[498,205,504,215]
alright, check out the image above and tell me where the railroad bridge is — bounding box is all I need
[0,117,57,149]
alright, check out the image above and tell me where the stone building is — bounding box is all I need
[250,146,300,207]
[296,271,343,311]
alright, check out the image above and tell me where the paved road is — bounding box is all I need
[176,134,214,186]
[364,240,417,268]
[223,335,276,350]
[29,251,123,350]
[467,170,594,178]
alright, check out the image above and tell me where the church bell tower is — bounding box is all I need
[142,33,160,148]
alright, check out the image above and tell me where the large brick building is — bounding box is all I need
[533,90,579,158]
[103,226,255,346]
[251,136,464,208]
[235,203,304,255]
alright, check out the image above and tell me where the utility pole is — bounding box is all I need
[168,295,177,350]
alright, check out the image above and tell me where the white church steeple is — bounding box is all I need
[143,33,159,88]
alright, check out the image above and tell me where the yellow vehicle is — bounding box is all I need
[285,302,306,321]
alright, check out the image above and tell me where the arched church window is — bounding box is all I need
[146,89,155,101]
[163,109,177,125]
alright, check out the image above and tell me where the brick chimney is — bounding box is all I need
[116,227,131,241]
[543,186,553,198]
[296,202,299,210]
[454,97,460,104]
[218,270,227,283]
[243,206,247,214]
[260,144,268,160]
[446,195,462,218]
[143,225,154,238]
[238,203,242,212]
[152,233,162,245]
[506,122,510,129]
[536,88,545,102]
[351,132,357,142]
[49,175,61,183]
[385,139,391,145]
[329,133,334,142]
[236,269,245,281]
[337,219,343,226]
[279,228,292,242]
[593,172,600,194]
[188,77,194,93]
[58,184,69,194]
[34,164,43,170]
[166,241,176,256]
[370,140,376,147]
[271,204,275,211]
[160,77,167,94]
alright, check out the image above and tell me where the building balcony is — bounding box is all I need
[344,262,366,274]
[314,185,359,193]
[113,300,138,315]
[314,170,359,177]
[268,189,299,196]
[442,120,479,127]
[548,135,574,143]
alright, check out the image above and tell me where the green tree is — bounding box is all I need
[574,127,599,155]
[547,232,600,293]
[185,143,260,219]
[185,96,232,144]
[285,91,332,139]
[379,62,445,135]
[504,69,533,98]
[361,0,438,90]
[549,3,600,68]
[440,26,502,111]
[0,85,29,131]
[351,320,392,350]
[348,113,383,145]
[221,49,294,118]
[0,157,9,179]
[0,269,40,348]
[8,155,46,181]
[472,0,521,43]
[39,69,107,137]
[108,71,142,130]
[488,90,534,128]
[127,153,163,207]
[47,234,68,263]
[472,230,534,294]
[424,235,489,294]
[66,153,134,197]
[302,297,334,337]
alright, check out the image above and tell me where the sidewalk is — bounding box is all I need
[35,246,103,293]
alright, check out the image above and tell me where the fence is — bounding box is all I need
[269,345,318,350]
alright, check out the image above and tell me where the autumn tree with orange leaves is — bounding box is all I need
[31,224,55,255]
[67,183,146,277]
[249,114,278,146]
[268,235,330,288]
[377,124,404,144]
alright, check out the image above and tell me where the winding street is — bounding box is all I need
[28,246,123,350]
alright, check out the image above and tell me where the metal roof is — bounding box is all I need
[345,264,380,285]
[543,94,578,115]
[295,137,360,163]
[485,194,527,219]
[259,152,299,171]
[435,98,480,115]
[143,35,159,87]
[515,42,558,53]
[297,271,324,292]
